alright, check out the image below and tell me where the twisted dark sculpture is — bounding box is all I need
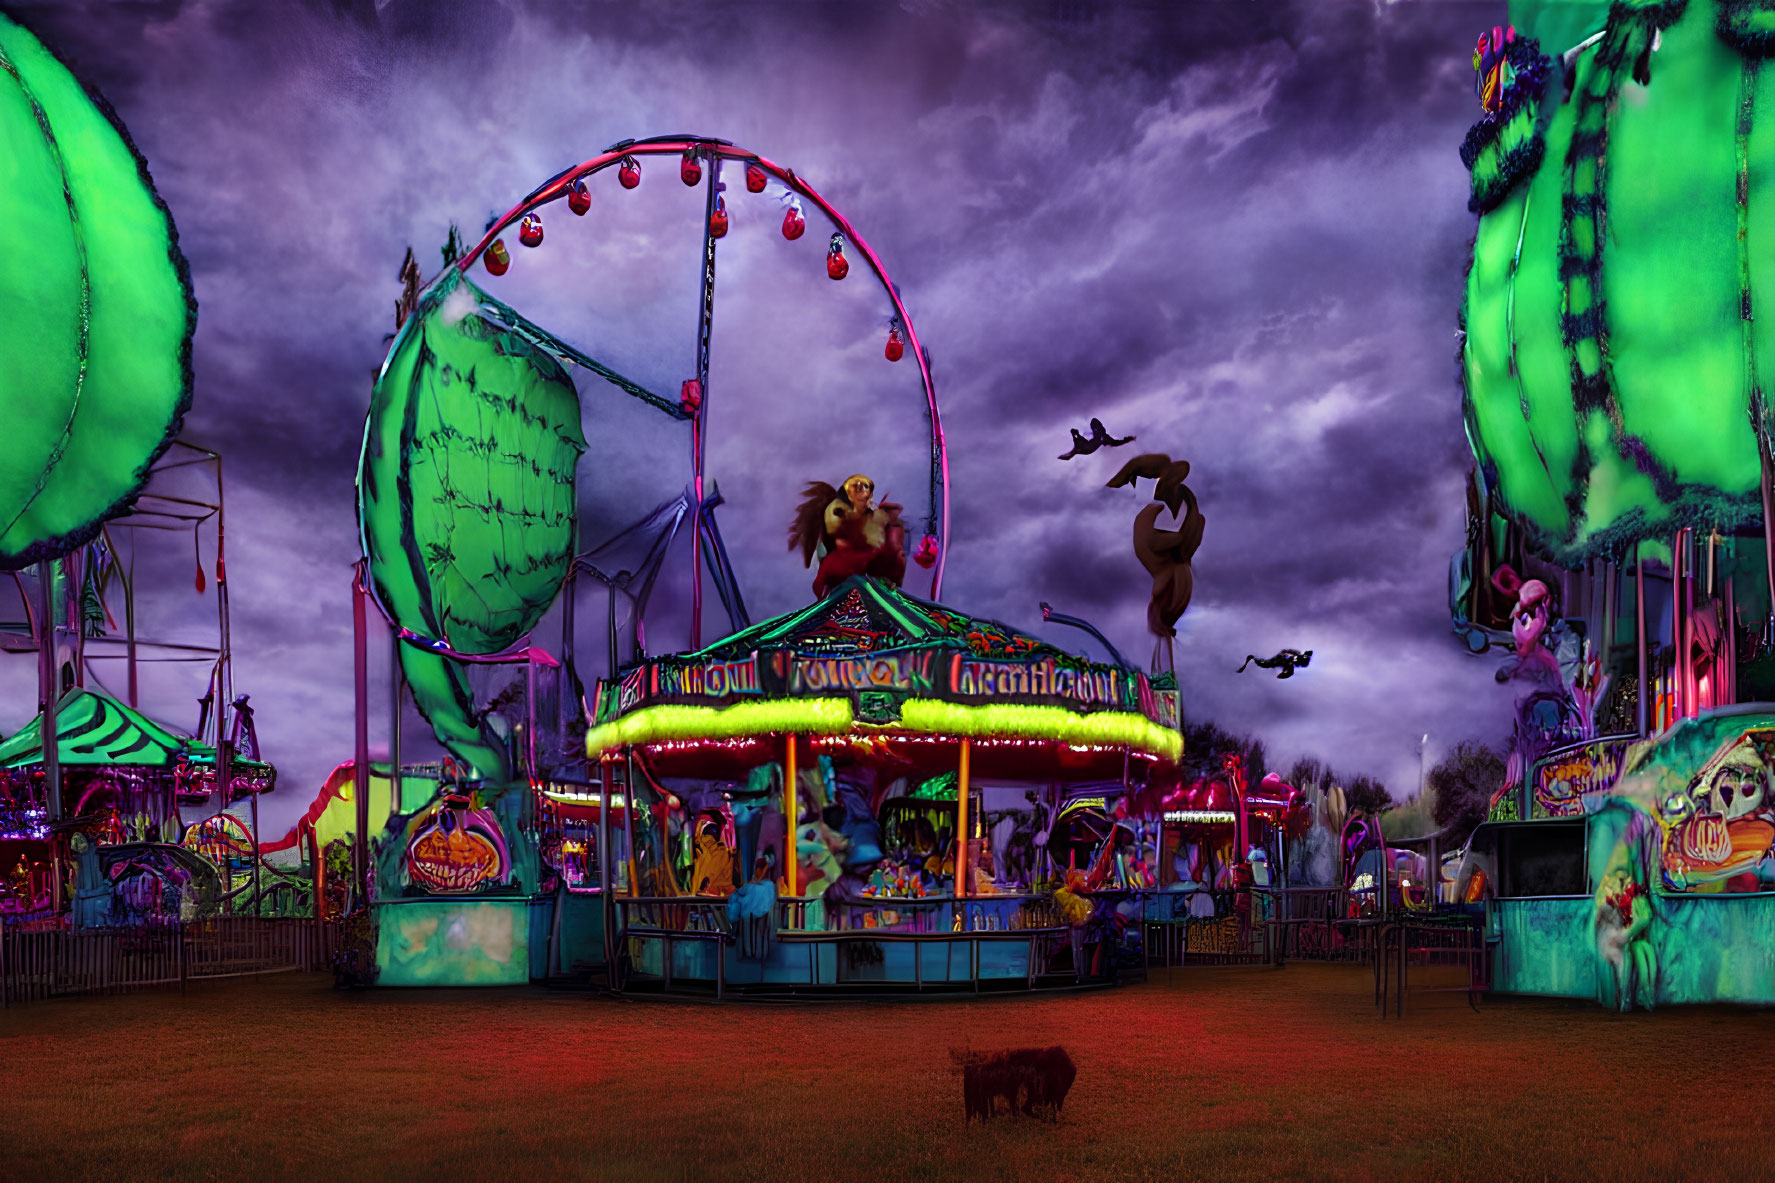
[1106,453,1204,644]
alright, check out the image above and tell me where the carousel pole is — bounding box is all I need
[352,560,372,911]
[250,789,261,918]
[1673,530,1688,722]
[1726,544,1739,705]
[1636,545,1650,737]
[598,754,614,979]
[37,562,61,828]
[784,734,798,898]
[955,740,971,906]
[623,749,640,897]
[125,547,138,708]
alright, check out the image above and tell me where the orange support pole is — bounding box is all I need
[784,734,799,897]
[956,739,971,900]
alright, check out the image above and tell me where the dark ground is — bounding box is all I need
[1,963,1770,1181]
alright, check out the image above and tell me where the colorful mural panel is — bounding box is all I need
[1530,736,1631,819]
[400,790,513,896]
[376,899,528,986]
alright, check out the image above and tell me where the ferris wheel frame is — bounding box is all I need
[456,133,952,628]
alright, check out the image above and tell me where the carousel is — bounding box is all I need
[350,132,1210,993]
[583,573,1182,993]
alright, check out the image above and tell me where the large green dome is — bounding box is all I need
[0,13,195,568]
[1462,0,1775,564]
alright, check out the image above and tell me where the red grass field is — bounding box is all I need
[3,963,1774,1181]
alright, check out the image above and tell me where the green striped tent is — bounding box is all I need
[0,687,273,797]
[1461,0,1775,564]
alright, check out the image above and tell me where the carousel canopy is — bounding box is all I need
[587,575,1182,764]
[0,687,274,795]
[1461,0,1775,565]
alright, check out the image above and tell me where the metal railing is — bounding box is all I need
[1,916,333,1006]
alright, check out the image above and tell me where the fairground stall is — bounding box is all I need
[0,687,276,925]
[1451,0,1775,1007]
[582,574,1182,994]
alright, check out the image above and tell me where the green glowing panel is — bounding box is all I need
[1512,1,1609,55]
[1465,0,1775,562]
[0,14,194,568]
[375,899,529,986]
[358,267,585,782]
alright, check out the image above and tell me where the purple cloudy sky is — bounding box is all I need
[2,0,1517,833]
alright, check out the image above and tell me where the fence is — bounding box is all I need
[1374,915,1489,1017]
[1,916,334,1006]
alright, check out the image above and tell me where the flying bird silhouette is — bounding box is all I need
[1058,418,1135,460]
[1237,649,1313,679]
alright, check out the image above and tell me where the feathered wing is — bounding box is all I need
[788,480,840,567]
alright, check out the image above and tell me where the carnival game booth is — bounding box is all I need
[0,687,276,925]
[584,575,1181,995]
[1144,761,1311,964]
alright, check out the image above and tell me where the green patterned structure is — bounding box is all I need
[358,268,585,784]
[0,13,194,568]
[0,687,273,793]
[1462,0,1775,563]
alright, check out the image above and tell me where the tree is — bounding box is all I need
[1427,741,1506,845]
[1182,719,1265,783]
[1343,774,1393,817]
[1285,756,1329,792]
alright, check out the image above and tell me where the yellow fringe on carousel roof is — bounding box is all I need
[896,700,1182,762]
[585,698,854,757]
[586,696,1181,763]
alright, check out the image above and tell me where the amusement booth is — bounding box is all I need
[1454,1,1775,1007]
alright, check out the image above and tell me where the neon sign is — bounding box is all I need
[787,649,934,694]
[951,656,1124,708]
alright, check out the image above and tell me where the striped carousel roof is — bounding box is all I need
[0,687,271,783]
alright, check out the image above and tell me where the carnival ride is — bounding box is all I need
[1454,0,1775,1008]
[340,129,1338,992]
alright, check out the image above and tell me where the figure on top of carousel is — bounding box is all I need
[787,473,906,598]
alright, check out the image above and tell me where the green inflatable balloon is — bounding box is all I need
[358,267,585,783]
[0,13,195,568]
[1462,0,1775,563]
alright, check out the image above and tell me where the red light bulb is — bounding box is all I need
[913,535,938,569]
[618,157,640,189]
[680,378,703,415]
[518,213,544,248]
[681,148,702,187]
[782,205,805,241]
[567,178,590,215]
[484,239,510,275]
[827,233,848,280]
[745,163,767,193]
[885,326,904,362]
[709,194,728,239]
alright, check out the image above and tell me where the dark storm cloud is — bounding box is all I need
[0,0,1517,827]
